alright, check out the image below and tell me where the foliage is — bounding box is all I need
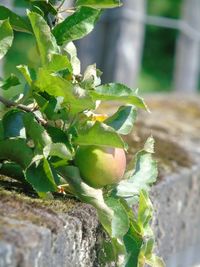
[0,1,165,266]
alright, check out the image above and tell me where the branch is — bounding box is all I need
[0,95,47,125]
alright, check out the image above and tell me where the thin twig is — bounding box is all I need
[57,0,65,11]
[0,95,47,126]
[59,8,75,14]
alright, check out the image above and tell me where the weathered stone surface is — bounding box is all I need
[1,95,200,267]
[0,189,99,267]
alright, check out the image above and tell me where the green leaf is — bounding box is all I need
[2,109,26,139]
[35,68,95,114]
[116,137,158,205]
[74,121,126,148]
[0,6,32,33]
[25,158,58,193]
[0,138,33,168]
[76,0,122,8]
[27,11,59,65]
[45,53,72,73]
[0,73,20,90]
[63,42,80,75]
[105,196,129,238]
[91,83,147,109]
[123,231,141,267]
[145,255,165,267]
[46,125,73,151]
[52,7,101,45]
[137,190,153,236]
[105,105,137,135]
[81,64,101,89]
[139,237,165,267]
[43,143,72,160]
[0,19,14,60]
[98,240,116,265]
[17,65,32,86]
[23,113,52,148]
[30,1,58,16]
[33,92,57,119]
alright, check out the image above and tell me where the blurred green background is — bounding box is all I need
[139,0,182,92]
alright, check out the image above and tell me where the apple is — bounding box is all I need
[75,145,126,188]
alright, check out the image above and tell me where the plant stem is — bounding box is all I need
[0,95,47,125]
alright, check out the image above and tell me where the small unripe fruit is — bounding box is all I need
[75,145,126,188]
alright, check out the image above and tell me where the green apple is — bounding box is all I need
[75,145,126,188]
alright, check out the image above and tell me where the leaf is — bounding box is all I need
[137,190,153,236]
[63,42,80,75]
[23,112,52,148]
[35,68,95,114]
[146,255,166,267]
[74,121,126,148]
[27,11,59,65]
[105,196,129,238]
[139,237,165,267]
[30,1,58,16]
[0,6,32,33]
[33,92,57,119]
[45,53,72,73]
[0,138,33,168]
[25,158,58,193]
[0,74,20,90]
[46,125,73,151]
[0,19,14,60]
[105,105,137,135]
[2,109,26,139]
[17,65,32,86]
[123,231,141,267]
[43,143,72,160]
[90,83,147,110]
[76,0,122,8]
[116,137,158,205]
[52,7,101,45]
[81,64,101,89]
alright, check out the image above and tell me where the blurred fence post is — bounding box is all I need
[173,0,200,92]
[77,0,146,88]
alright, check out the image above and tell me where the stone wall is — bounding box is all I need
[1,95,200,267]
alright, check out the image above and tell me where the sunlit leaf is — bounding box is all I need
[91,83,147,109]
[116,137,157,205]
[105,196,129,238]
[0,19,13,60]
[105,105,137,135]
[0,6,32,33]
[45,53,72,73]
[17,65,32,86]
[63,42,80,75]
[43,143,72,160]
[74,121,126,148]
[52,7,101,45]
[76,0,122,8]
[28,11,59,65]
[35,68,95,114]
